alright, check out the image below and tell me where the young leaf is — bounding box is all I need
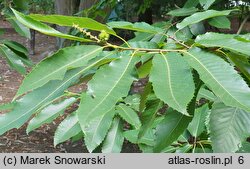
[29,14,116,35]
[210,102,250,152]
[184,48,250,112]
[176,10,232,30]
[150,52,195,115]
[154,110,192,152]
[77,53,138,152]
[195,32,250,56]
[27,97,76,133]
[116,104,141,129]
[16,45,102,97]
[208,16,231,29]
[11,8,92,42]
[0,44,26,74]
[0,68,82,135]
[188,104,209,137]
[54,112,81,146]
[102,117,124,153]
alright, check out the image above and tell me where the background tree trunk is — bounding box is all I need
[55,0,80,48]
[79,0,98,10]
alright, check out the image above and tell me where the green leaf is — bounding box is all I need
[208,16,231,29]
[0,44,26,74]
[238,34,250,42]
[0,28,5,35]
[139,83,153,113]
[210,102,250,152]
[184,0,199,8]
[199,0,216,10]
[27,97,76,133]
[7,17,31,39]
[29,14,116,35]
[0,68,82,135]
[137,59,152,79]
[107,21,163,33]
[2,40,32,66]
[150,52,195,115]
[129,32,154,42]
[177,10,232,30]
[168,7,198,16]
[123,129,155,146]
[16,45,102,97]
[188,104,209,137]
[238,142,250,153]
[154,110,192,152]
[0,102,16,111]
[102,117,124,153]
[77,53,138,152]
[13,0,29,11]
[84,107,116,152]
[195,32,250,56]
[194,147,213,153]
[184,48,250,112]
[227,53,250,80]
[129,41,158,49]
[161,146,178,153]
[139,99,162,139]
[116,104,141,129]
[123,94,140,111]
[11,8,92,42]
[2,40,28,56]
[197,87,217,101]
[176,144,193,153]
[189,22,205,36]
[54,112,82,146]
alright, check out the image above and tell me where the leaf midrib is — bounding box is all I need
[162,54,183,112]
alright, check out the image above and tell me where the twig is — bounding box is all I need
[107,44,186,53]
[237,15,250,34]
[168,35,191,49]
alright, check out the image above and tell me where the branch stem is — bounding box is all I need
[107,44,186,53]
[237,15,250,35]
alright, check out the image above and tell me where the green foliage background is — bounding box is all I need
[0,0,250,153]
